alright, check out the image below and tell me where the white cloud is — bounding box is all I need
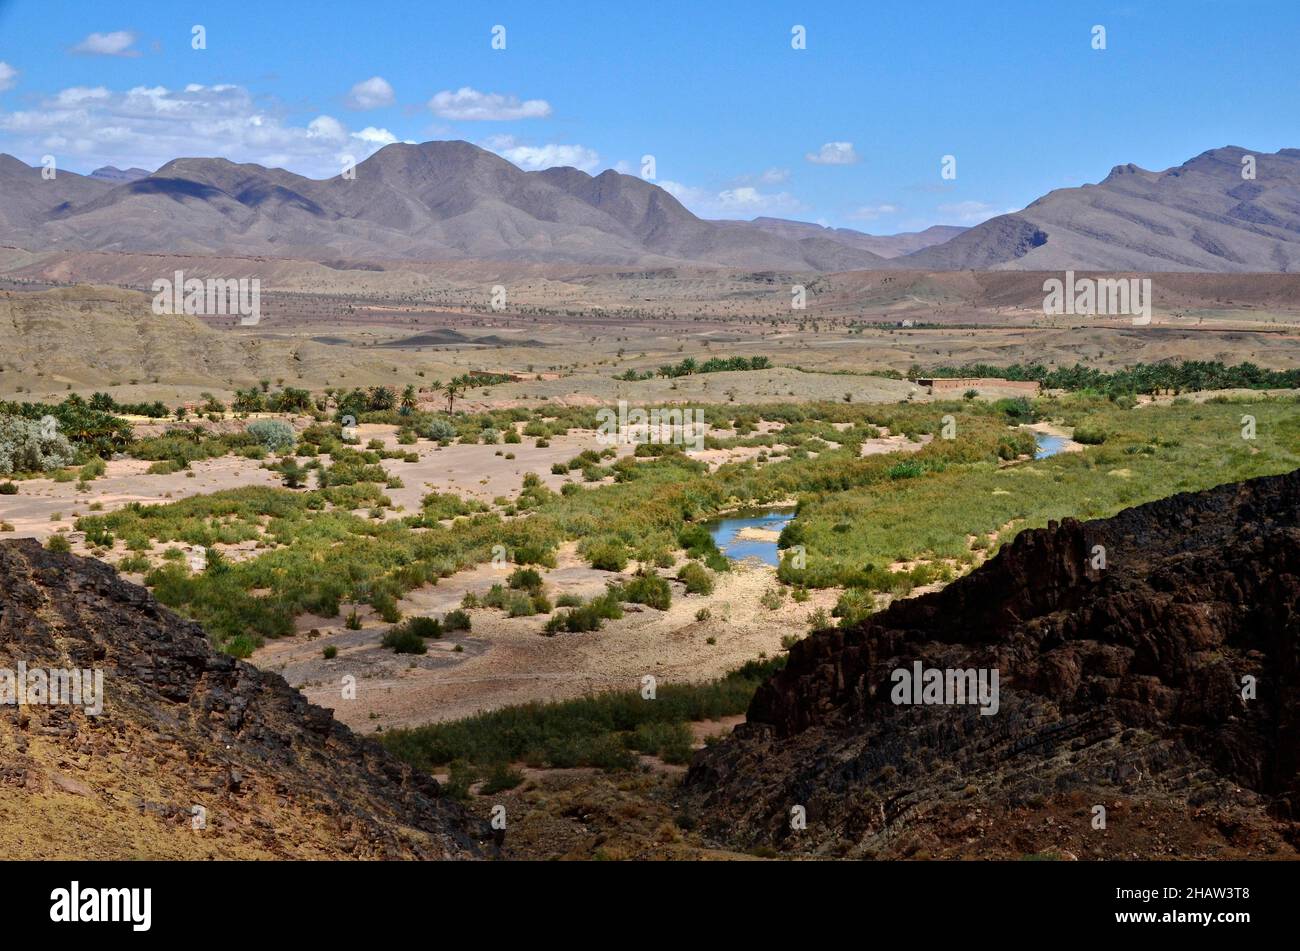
[345,76,394,110]
[54,86,110,106]
[660,180,805,218]
[428,87,551,121]
[483,135,598,171]
[0,62,18,93]
[71,31,139,57]
[936,200,1013,224]
[352,126,400,146]
[306,115,348,143]
[849,203,900,221]
[0,83,393,177]
[805,141,859,165]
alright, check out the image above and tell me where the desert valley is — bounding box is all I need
[3,140,1300,865]
[0,11,1297,931]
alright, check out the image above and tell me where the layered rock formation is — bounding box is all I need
[685,470,1300,858]
[0,538,481,859]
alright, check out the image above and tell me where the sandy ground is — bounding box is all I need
[0,422,645,543]
[350,422,641,511]
[733,526,781,543]
[0,413,802,546]
[0,455,281,540]
[1135,386,1300,406]
[252,544,836,732]
[860,430,933,457]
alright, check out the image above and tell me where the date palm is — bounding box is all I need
[442,378,465,414]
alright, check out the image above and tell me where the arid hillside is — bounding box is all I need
[910,147,1300,272]
[0,538,482,859]
[684,470,1300,859]
[0,285,477,400]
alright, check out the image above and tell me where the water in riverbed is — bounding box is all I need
[704,508,795,566]
[1033,432,1070,459]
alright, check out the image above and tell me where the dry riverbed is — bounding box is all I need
[252,544,835,731]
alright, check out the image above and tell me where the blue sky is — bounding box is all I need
[1,0,1296,233]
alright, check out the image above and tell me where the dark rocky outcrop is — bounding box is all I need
[685,470,1300,859]
[0,539,482,859]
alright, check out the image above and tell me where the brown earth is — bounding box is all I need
[682,469,1300,859]
[0,538,483,859]
[255,551,833,731]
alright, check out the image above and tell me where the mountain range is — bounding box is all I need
[1,142,1298,272]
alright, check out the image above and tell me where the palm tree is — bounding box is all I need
[399,384,417,416]
[442,378,465,414]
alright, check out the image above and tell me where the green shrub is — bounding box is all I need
[79,456,107,481]
[629,720,694,764]
[46,534,71,553]
[246,419,296,453]
[480,761,525,793]
[616,572,671,610]
[887,459,925,480]
[372,591,401,624]
[425,418,457,441]
[505,590,539,617]
[117,553,150,573]
[543,592,625,634]
[322,645,338,659]
[677,561,715,595]
[380,656,786,772]
[440,760,476,800]
[994,396,1035,423]
[586,540,629,572]
[777,521,805,549]
[402,615,444,639]
[1073,426,1108,445]
[507,567,544,593]
[382,626,428,654]
[0,415,76,475]
[513,544,557,567]
[677,524,729,571]
[832,589,875,626]
[0,481,16,494]
[443,609,472,632]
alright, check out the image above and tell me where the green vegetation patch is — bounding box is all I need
[382,656,785,772]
